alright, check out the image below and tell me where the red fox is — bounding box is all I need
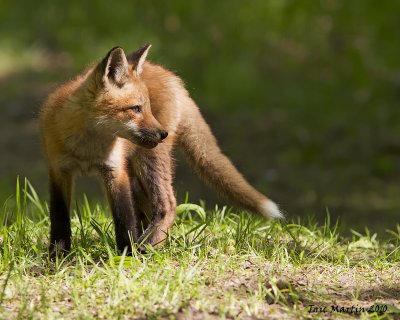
[40,45,283,256]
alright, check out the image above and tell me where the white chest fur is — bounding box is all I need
[104,138,127,170]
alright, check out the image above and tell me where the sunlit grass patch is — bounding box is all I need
[0,178,399,319]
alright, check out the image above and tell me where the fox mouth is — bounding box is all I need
[137,137,159,149]
[130,129,163,149]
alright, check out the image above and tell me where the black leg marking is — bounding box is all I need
[48,171,72,259]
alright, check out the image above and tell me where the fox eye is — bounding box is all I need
[129,105,142,113]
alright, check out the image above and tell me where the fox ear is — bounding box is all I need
[126,44,151,76]
[101,47,129,87]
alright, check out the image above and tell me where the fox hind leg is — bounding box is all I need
[133,150,176,248]
[130,175,152,233]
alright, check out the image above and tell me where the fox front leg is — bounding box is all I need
[48,169,73,258]
[102,167,139,254]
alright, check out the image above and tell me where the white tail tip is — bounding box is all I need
[260,200,284,219]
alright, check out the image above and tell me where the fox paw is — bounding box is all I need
[137,225,168,252]
[49,239,71,260]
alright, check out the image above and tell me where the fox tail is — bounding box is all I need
[178,100,283,219]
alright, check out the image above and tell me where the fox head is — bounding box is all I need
[90,45,167,149]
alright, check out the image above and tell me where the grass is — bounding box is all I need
[0,178,399,319]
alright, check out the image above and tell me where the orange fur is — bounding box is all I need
[40,45,282,256]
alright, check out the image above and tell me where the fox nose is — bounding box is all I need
[159,130,168,140]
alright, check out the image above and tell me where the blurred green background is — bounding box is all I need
[0,0,399,233]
